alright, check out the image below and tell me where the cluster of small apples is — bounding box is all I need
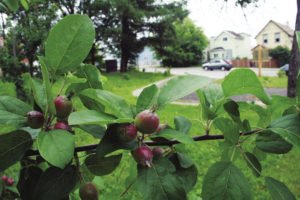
[1,175,14,186]
[125,109,165,167]
[26,95,73,131]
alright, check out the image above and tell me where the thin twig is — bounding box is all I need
[24,129,261,157]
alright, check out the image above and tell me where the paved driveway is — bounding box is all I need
[142,66,279,79]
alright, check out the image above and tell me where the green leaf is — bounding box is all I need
[37,130,75,169]
[213,117,240,145]
[196,90,216,121]
[174,116,191,134]
[45,15,95,75]
[168,153,197,192]
[222,69,271,104]
[85,154,122,176]
[297,70,300,104]
[0,110,27,130]
[0,130,33,172]
[65,73,86,84]
[136,84,159,113]
[20,0,29,10]
[202,83,224,104]
[268,114,300,147]
[256,130,293,154]
[69,110,116,125]
[66,64,103,95]
[151,129,194,144]
[33,166,77,200]
[202,161,253,200]
[3,0,19,12]
[0,96,32,116]
[157,75,211,108]
[17,166,43,200]
[136,158,187,200]
[265,177,296,200]
[30,78,47,113]
[244,152,262,177]
[39,56,55,115]
[223,100,241,124]
[76,124,106,139]
[96,125,138,157]
[79,89,133,119]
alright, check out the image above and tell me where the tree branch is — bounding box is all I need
[24,129,260,157]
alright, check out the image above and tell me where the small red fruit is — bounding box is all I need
[6,178,14,186]
[1,175,8,182]
[54,96,73,119]
[27,111,44,129]
[134,110,159,134]
[79,182,99,200]
[54,121,70,131]
[152,147,164,158]
[117,124,137,143]
[132,146,153,167]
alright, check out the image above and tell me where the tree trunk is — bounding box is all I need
[120,16,129,73]
[288,0,300,97]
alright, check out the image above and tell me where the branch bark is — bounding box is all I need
[24,129,259,157]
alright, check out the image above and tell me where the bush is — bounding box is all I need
[269,46,291,67]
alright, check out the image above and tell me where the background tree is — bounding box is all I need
[93,0,188,72]
[153,18,208,67]
[269,46,291,67]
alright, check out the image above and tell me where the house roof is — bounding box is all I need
[255,20,294,39]
[213,31,246,41]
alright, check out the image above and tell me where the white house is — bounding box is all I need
[136,46,160,68]
[206,31,252,60]
[255,20,294,49]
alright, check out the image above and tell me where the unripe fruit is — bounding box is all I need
[27,111,44,129]
[1,175,7,182]
[54,96,73,119]
[152,147,164,158]
[54,121,70,131]
[134,110,159,134]
[132,146,153,167]
[6,178,14,186]
[79,182,99,200]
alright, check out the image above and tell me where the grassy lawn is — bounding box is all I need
[96,71,299,199]
[216,75,288,88]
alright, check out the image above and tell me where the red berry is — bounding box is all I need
[27,111,44,129]
[54,121,70,131]
[117,124,137,143]
[1,175,8,182]
[54,96,73,119]
[79,182,99,200]
[152,147,164,158]
[6,178,14,186]
[134,110,159,134]
[132,146,153,167]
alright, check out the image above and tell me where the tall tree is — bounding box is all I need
[94,0,188,72]
[153,18,209,67]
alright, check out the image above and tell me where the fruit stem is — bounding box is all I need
[74,152,85,184]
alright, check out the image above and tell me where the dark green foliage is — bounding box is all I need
[269,46,291,67]
[154,18,209,67]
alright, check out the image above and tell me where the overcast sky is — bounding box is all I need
[187,0,297,46]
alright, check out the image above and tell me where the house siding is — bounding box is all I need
[255,21,293,49]
[208,31,252,60]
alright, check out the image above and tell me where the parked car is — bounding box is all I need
[202,59,232,71]
[279,64,289,75]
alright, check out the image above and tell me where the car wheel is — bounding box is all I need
[204,67,208,71]
[221,66,226,71]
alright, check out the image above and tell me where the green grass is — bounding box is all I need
[216,75,288,88]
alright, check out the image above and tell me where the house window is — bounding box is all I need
[263,34,268,44]
[275,32,280,43]
[223,37,228,41]
[213,54,218,58]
